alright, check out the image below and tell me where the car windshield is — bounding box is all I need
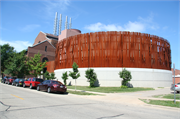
[19,79,24,81]
[52,81,62,84]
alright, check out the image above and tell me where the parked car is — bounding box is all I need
[12,78,25,87]
[171,83,180,93]
[6,77,16,85]
[37,80,67,93]
[1,76,9,83]
[5,77,11,84]
[23,77,44,89]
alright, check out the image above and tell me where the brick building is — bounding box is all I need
[171,68,180,84]
[26,31,58,62]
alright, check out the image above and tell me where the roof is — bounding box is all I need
[29,40,56,49]
[40,31,58,41]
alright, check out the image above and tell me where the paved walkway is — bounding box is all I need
[68,87,180,110]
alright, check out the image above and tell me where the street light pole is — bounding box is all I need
[173,63,176,103]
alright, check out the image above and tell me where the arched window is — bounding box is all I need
[42,57,48,62]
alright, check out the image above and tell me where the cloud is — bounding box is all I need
[85,21,145,32]
[0,39,32,52]
[19,24,40,32]
[85,13,159,32]
[43,0,70,16]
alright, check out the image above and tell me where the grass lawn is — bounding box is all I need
[139,99,180,108]
[67,86,154,93]
[153,94,180,100]
[67,90,99,95]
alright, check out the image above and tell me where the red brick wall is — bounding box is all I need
[172,77,180,84]
[33,32,58,48]
[171,69,180,75]
[49,39,58,48]
[33,32,47,45]
[46,61,55,73]
[27,41,56,61]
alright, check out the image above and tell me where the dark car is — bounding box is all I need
[6,77,16,85]
[23,77,44,89]
[37,80,67,93]
[12,78,25,87]
[1,76,9,83]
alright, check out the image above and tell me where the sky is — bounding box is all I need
[0,0,179,69]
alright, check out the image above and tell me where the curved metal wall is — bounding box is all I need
[55,31,171,70]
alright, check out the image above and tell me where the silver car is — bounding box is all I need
[171,82,180,93]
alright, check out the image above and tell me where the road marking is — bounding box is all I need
[11,94,24,100]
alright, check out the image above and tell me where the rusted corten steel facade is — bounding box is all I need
[55,31,171,70]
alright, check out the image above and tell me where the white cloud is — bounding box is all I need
[0,39,32,52]
[85,13,159,32]
[19,24,40,32]
[85,21,145,32]
[44,0,70,16]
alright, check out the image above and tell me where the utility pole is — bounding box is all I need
[173,63,176,103]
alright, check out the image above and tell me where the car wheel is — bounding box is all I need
[37,86,40,91]
[177,91,180,93]
[47,87,51,93]
[16,83,18,87]
[30,84,32,89]
[23,83,26,88]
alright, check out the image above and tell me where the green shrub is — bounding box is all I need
[119,68,132,86]
[85,68,97,87]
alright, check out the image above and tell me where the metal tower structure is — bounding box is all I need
[53,12,58,35]
[65,16,68,29]
[58,14,62,35]
[69,17,72,29]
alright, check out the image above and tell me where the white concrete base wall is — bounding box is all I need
[54,68,172,88]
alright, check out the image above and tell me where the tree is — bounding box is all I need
[44,71,56,80]
[0,44,15,78]
[85,68,97,87]
[119,68,132,87]
[26,53,47,77]
[4,50,29,78]
[69,62,80,91]
[62,71,68,85]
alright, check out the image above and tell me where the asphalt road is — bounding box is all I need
[0,83,178,119]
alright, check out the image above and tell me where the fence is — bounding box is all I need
[55,31,171,70]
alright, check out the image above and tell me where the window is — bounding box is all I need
[42,57,48,62]
[45,46,47,52]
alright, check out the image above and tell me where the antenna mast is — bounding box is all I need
[53,12,58,35]
[58,14,62,35]
[65,16,68,29]
[69,17,72,29]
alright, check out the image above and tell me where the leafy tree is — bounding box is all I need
[62,71,68,85]
[119,68,132,87]
[4,50,29,78]
[26,52,47,77]
[85,68,97,87]
[44,71,56,80]
[0,44,15,78]
[69,62,80,91]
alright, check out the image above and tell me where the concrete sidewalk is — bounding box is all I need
[68,87,180,109]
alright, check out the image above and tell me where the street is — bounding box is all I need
[0,83,178,119]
